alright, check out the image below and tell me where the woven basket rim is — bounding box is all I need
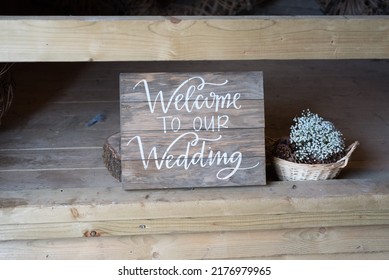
[272,141,359,170]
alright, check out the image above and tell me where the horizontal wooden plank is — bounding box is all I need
[121,129,265,160]
[0,159,386,191]
[1,209,389,241]
[0,101,120,149]
[120,100,264,130]
[0,147,104,171]
[120,72,264,101]
[0,169,120,191]
[253,252,389,260]
[1,225,388,259]
[0,129,119,150]
[1,179,388,225]
[121,156,266,189]
[2,101,118,130]
[120,127,266,188]
[0,16,388,62]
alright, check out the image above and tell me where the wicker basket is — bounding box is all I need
[272,141,359,181]
[0,63,14,125]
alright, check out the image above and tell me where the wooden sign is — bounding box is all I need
[120,72,265,190]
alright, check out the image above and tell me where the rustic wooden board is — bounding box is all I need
[120,100,264,130]
[0,16,388,62]
[120,71,265,189]
[120,72,264,101]
[1,179,389,226]
[1,208,389,241]
[121,129,265,160]
[0,148,104,171]
[1,225,389,260]
[121,157,265,189]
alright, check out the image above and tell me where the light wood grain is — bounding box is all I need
[1,225,388,259]
[1,209,389,241]
[0,16,388,62]
[1,179,388,225]
[252,252,389,260]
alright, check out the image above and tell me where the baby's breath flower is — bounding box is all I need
[290,110,345,163]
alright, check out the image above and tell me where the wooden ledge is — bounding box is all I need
[1,179,388,241]
[0,16,388,62]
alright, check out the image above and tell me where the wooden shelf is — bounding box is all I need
[0,15,388,259]
[1,180,389,259]
[0,16,388,62]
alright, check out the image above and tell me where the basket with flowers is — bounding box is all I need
[272,109,358,181]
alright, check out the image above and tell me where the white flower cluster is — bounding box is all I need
[290,110,345,163]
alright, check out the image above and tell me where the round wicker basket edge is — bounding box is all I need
[272,141,359,181]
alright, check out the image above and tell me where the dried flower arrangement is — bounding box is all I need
[272,110,358,181]
[274,110,346,164]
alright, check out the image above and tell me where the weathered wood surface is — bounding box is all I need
[105,130,266,185]
[1,179,388,236]
[0,61,388,259]
[120,71,265,189]
[0,16,388,62]
[121,157,265,189]
[120,72,264,100]
[1,178,389,259]
[121,101,265,130]
[1,225,389,259]
[1,199,389,241]
[121,129,265,159]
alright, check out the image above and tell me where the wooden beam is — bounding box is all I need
[0,16,388,62]
[1,209,389,241]
[1,226,389,259]
[1,179,388,241]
